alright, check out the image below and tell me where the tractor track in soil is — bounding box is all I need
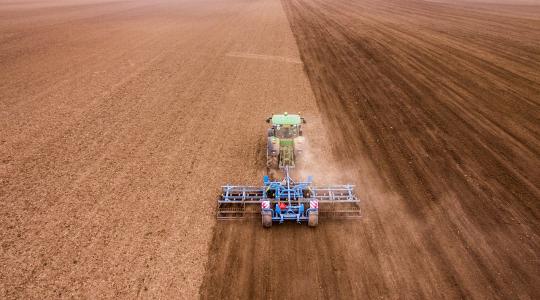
[0,0,539,299]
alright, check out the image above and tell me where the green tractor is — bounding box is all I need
[266,112,306,170]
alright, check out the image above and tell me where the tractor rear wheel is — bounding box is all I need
[262,211,272,228]
[266,155,278,169]
[294,151,303,169]
[308,211,318,227]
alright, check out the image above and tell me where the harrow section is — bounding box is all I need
[217,167,360,226]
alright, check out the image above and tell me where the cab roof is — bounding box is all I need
[271,113,301,125]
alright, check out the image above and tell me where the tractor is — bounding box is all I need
[217,113,361,227]
[266,112,305,170]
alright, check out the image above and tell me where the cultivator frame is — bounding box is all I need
[217,167,361,227]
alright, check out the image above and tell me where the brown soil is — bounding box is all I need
[1,0,539,299]
[0,0,316,298]
[201,0,540,299]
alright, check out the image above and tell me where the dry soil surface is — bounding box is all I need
[202,0,540,299]
[1,0,539,299]
[0,0,317,298]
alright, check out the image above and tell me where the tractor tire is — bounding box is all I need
[308,211,318,227]
[262,211,272,228]
[294,151,303,170]
[268,169,279,181]
[266,155,278,170]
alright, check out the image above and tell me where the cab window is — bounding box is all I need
[275,125,299,138]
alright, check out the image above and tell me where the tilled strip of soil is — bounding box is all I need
[281,0,540,298]
[201,0,540,299]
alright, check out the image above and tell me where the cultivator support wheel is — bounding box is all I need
[308,211,318,227]
[262,211,272,227]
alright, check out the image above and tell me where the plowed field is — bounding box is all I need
[202,0,540,299]
[0,0,316,297]
[1,0,539,299]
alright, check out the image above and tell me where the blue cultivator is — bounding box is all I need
[217,167,360,227]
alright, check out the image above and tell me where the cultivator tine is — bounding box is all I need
[312,185,361,218]
[217,185,265,220]
[216,204,245,220]
[318,202,362,218]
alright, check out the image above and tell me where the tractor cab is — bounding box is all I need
[266,112,305,139]
[266,112,306,169]
[275,124,299,138]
